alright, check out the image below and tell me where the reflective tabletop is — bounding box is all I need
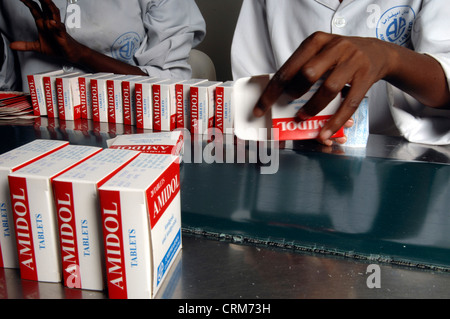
[1,117,450,299]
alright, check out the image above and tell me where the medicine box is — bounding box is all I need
[98,153,182,299]
[0,139,69,269]
[52,148,140,290]
[8,145,102,282]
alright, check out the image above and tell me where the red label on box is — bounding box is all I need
[272,115,344,141]
[135,83,144,129]
[146,161,180,229]
[100,190,127,299]
[54,181,81,289]
[8,176,38,281]
[153,85,161,132]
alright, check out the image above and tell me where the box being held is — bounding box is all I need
[99,153,182,299]
[0,139,69,269]
[8,145,102,282]
[52,148,141,291]
[234,74,344,141]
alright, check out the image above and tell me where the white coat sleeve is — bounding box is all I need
[0,33,17,91]
[231,0,277,80]
[135,0,206,79]
[388,0,450,145]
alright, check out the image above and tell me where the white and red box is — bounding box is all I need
[78,73,113,120]
[107,131,184,157]
[215,81,234,134]
[56,73,89,121]
[0,139,69,269]
[190,81,222,134]
[106,75,143,124]
[52,148,141,291]
[121,76,149,126]
[43,72,82,119]
[27,70,64,117]
[8,145,102,283]
[234,74,344,141]
[98,153,182,299]
[175,79,207,129]
[91,74,123,123]
[135,78,169,130]
[153,79,186,132]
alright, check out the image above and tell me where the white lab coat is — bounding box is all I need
[0,0,206,91]
[231,0,450,145]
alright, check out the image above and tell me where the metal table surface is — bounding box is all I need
[1,118,450,299]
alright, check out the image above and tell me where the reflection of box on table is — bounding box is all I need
[99,153,182,299]
[8,145,102,282]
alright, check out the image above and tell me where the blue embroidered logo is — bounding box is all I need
[376,6,415,46]
[111,32,141,64]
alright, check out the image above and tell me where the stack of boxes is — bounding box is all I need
[0,138,183,299]
[28,70,235,136]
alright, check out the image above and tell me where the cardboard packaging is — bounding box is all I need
[107,131,184,157]
[91,74,124,123]
[98,153,182,299]
[190,81,222,134]
[0,139,69,269]
[121,76,150,126]
[175,79,207,129]
[215,81,234,134]
[43,72,81,118]
[78,73,114,120]
[56,73,89,121]
[135,78,169,130]
[233,74,344,141]
[153,79,186,132]
[107,75,143,124]
[52,148,141,290]
[27,70,64,117]
[8,145,102,282]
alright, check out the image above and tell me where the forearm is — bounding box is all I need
[73,43,147,76]
[384,42,450,109]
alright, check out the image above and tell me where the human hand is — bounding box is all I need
[253,32,394,146]
[10,0,84,64]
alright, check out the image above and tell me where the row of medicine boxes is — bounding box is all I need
[0,136,183,299]
[27,70,234,134]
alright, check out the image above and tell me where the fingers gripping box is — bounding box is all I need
[0,139,69,269]
[98,153,182,299]
[8,145,102,282]
[234,74,344,141]
[52,149,141,290]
